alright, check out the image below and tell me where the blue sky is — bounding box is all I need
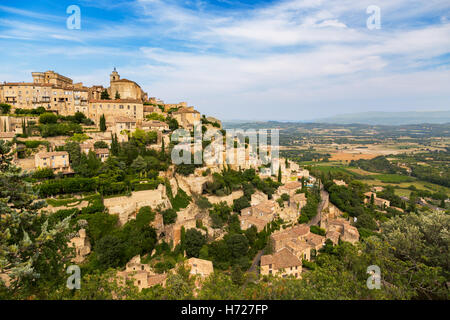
[0,0,449,121]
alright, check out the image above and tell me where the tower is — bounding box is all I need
[110,67,120,82]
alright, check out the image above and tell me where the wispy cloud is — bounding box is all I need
[0,0,449,120]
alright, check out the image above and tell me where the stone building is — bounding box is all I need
[35,151,71,173]
[108,68,148,101]
[172,107,201,129]
[186,258,214,278]
[260,248,302,278]
[0,69,144,121]
[270,224,326,261]
[325,218,360,245]
[1,71,90,114]
[140,120,169,132]
[116,255,167,291]
[95,148,109,162]
[87,99,144,124]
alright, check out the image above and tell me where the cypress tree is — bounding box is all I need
[99,114,106,132]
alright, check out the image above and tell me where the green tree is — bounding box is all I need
[39,112,58,124]
[99,114,107,132]
[115,91,121,99]
[94,141,108,149]
[0,103,11,114]
[0,140,73,298]
[185,229,207,258]
[101,90,110,100]
[110,133,120,156]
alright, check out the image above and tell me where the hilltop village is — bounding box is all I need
[0,69,363,291]
[0,69,448,301]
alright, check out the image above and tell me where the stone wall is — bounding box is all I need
[104,185,171,225]
[207,190,244,206]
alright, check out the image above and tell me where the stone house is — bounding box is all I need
[364,192,391,208]
[88,99,144,124]
[110,116,137,142]
[116,255,167,291]
[333,179,347,186]
[260,248,302,278]
[35,151,71,173]
[186,258,214,278]
[250,191,269,206]
[172,107,201,129]
[140,120,169,132]
[95,148,109,162]
[239,215,269,232]
[270,224,325,260]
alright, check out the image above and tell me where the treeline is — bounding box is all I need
[349,156,403,174]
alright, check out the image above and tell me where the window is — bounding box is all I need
[269,264,272,269]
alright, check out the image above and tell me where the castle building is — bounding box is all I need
[0,69,147,124]
[108,68,148,101]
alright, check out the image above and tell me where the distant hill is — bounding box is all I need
[315,111,450,125]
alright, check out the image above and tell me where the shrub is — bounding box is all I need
[94,141,108,149]
[39,113,58,124]
[136,206,156,226]
[162,208,177,225]
[32,168,55,180]
[310,225,326,236]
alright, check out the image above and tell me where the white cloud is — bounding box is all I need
[0,0,449,120]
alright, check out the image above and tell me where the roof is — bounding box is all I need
[147,274,167,286]
[1,82,54,87]
[0,132,16,138]
[95,148,109,155]
[172,107,200,115]
[142,120,168,127]
[271,224,310,242]
[282,181,302,190]
[113,116,137,123]
[187,258,214,276]
[261,248,302,270]
[286,239,311,253]
[111,78,142,88]
[89,99,142,104]
[36,151,68,158]
[254,200,276,214]
[240,216,268,230]
[305,233,325,247]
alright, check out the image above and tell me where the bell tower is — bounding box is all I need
[110,67,120,82]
